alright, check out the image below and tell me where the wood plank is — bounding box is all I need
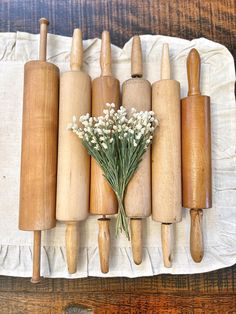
[0,0,235,56]
[0,264,235,294]
[0,290,235,313]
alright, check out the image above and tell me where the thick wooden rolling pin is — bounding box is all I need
[90,31,120,273]
[181,48,212,263]
[56,29,91,274]
[152,43,182,267]
[122,35,151,265]
[19,18,59,283]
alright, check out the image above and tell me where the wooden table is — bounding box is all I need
[0,1,235,313]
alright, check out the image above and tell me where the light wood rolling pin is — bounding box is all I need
[19,18,59,283]
[181,48,212,263]
[56,29,91,274]
[90,31,120,273]
[122,35,151,265]
[152,43,182,268]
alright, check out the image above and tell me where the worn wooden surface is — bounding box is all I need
[0,0,235,313]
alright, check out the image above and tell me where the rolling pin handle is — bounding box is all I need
[98,217,110,273]
[100,31,112,77]
[131,35,143,78]
[161,223,172,268]
[190,208,203,262]
[39,18,49,61]
[70,28,83,71]
[66,222,79,274]
[130,218,142,265]
[187,48,201,96]
[31,230,41,283]
[161,43,170,80]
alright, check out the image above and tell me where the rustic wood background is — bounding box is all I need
[0,0,235,313]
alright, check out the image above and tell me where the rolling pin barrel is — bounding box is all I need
[19,18,59,283]
[181,48,212,262]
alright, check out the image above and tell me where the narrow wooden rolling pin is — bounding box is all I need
[152,43,182,267]
[122,35,151,265]
[56,29,91,274]
[90,31,120,273]
[181,48,212,263]
[19,18,59,283]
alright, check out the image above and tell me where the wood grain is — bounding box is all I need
[0,269,235,313]
[0,0,234,57]
[19,60,59,231]
[0,0,235,312]
[90,76,120,216]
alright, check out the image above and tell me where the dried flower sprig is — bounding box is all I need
[69,103,158,239]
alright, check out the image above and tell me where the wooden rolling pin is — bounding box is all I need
[181,48,212,263]
[152,43,182,267]
[90,31,120,273]
[56,29,91,274]
[122,35,151,265]
[19,18,59,283]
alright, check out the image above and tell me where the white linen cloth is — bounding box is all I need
[0,32,235,278]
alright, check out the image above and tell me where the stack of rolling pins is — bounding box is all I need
[181,48,212,263]
[90,31,120,273]
[152,43,182,267]
[122,35,151,265]
[56,29,91,273]
[19,18,59,283]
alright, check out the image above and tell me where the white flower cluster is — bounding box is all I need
[69,103,158,151]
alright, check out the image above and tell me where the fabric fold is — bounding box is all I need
[0,32,235,278]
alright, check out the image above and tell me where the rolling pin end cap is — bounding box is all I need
[101,267,109,274]
[39,18,49,25]
[192,254,203,263]
[68,266,77,274]
[31,277,41,284]
[134,258,142,266]
[164,255,172,268]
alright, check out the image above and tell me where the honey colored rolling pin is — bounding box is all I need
[90,31,120,273]
[181,48,212,263]
[56,29,91,274]
[19,18,59,283]
[122,35,151,265]
[152,43,182,268]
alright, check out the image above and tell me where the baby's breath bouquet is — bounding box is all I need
[69,103,158,239]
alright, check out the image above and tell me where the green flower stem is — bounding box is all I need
[115,192,130,240]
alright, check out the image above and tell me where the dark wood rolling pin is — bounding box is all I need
[122,35,151,265]
[181,48,212,263]
[19,18,59,283]
[90,31,120,273]
[152,43,182,267]
[56,29,91,274]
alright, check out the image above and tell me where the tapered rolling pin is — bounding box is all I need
[181,48,212,263]
[19,18,59,283]
[152,43,182,267]
[90,31,120,273]
[56,29,91,274]
[122,35,151,265]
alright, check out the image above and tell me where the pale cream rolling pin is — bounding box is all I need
[122,35,151,265]
[152,43,182,267]
[90,31,120,273]
[56,29,91,274]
